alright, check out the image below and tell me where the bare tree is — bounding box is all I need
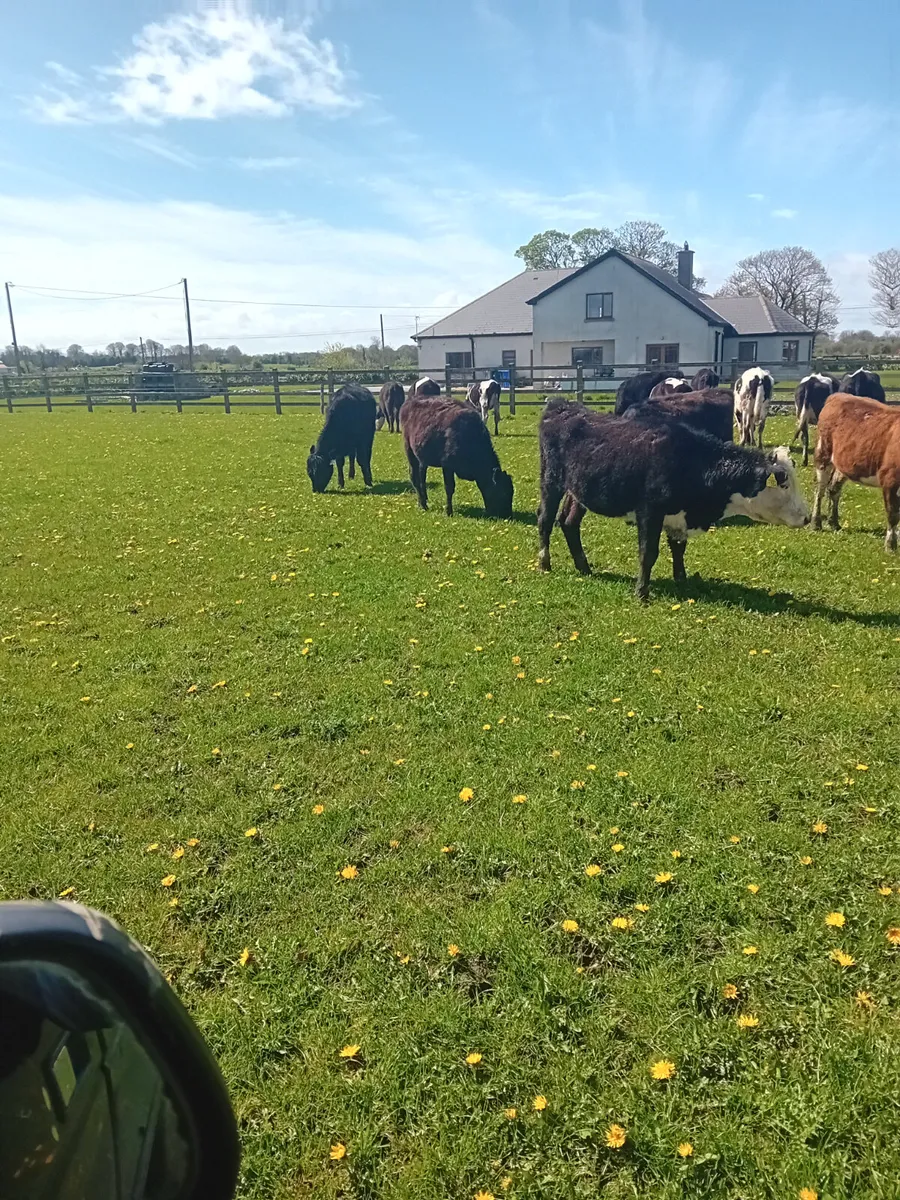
[869,248,900,331]
[716,246,840,335]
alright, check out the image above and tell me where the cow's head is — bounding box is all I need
[306,446,334,493]
[727,447,809,527]
[483,467,514,518]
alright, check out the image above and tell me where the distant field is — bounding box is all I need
[3,407,900,1199]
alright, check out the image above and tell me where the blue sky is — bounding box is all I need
[1,0,898,351]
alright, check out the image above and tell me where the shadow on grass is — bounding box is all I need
[454,504,538,526]
[321,479,412,497]
[569,566,900,627]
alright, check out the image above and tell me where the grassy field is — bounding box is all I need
[3,407,900,1199]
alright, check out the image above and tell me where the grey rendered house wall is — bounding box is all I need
[721,333,813,380]
[531,257,720,368]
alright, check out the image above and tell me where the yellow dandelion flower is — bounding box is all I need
[722,983,738,1000]
[244,827,259,839]
[655,872,674,884]
[186,838,200,847]
[329,1143,347,1161]
[800,855,813,865]
[459,787,474,803]
[465,1052,483,1066]
[830,949,855,967]
[885,927,900,945]
[273,782,283,791]
[532,1094,548,1111]
[171,847,184,860]
[737,1013,759,1028]
[339,1044,361,1059]
[516,671,525,679]
[799,1190,818,1200]
[677,1142,694,1158]
[606,1123,627,1149]
[585,864,603,877]
[671,849,682,859]
[441,845,455,854]
[146,842,160,853]
[612,842,625,853]
[743,946,758,956]
[186,684,198,694]
[650,1059,676,1080]
[512,794,527,804]
[503,1107,518,1119]
[879,885,893,896]
[340,865,359,880]
[448,943,460,957]
[747,883,760,894]
[571,780,586,790]
[312,804,325,815]
[512,656,521,665]
[168,897,180,908]
[635,902,650,912]
[570,631,579,640]
[389,839,400,849]
[610,826,620,835]
[161,875,176,888]
[812,821,828,834]
[238,947,254,968]
[58,887,75,898]
[474,1192,494,1200]
[855,990,874,1008]
[825,912,846,928]
[561,919,579,933]
[611,916,634,930]
[856,763,869,771]
[729,836,741,844]
[126,742,134,750]
[616,770,629,778]
[211,747,221,756]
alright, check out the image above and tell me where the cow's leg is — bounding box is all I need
[883,486,899,551]
[800,422,810,468]
[827,472,845,531]
[406,446,427,509]
[358,441,374,488]
[757,415,766,449]
[810,463,833,530]
[442,467,456,517]
[668,535,687,582]
[348,455,356,480]
[635,509,664,603]
[493,402,500,436]
[559,495,591,575]
[336,457,345,489]
[537,484,565,572]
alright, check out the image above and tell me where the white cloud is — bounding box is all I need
[0,192,513,351]
[127,135,199,168]
[28,2,358,125]
[232,156,305,171]
[771,208,797,219]
[493,186,653,226]
[747,193,765,202]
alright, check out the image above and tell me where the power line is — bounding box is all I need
[11,281,184,301]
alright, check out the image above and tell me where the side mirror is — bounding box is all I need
[0,901,239,1199]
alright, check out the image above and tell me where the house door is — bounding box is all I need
[645,344,680,366]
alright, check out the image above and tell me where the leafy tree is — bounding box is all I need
[66,343,85,364]
[514,230,579,269]
[570,227,614,264]
[869,249,900,331]
[515,220,704,287]
[716,246,840,335]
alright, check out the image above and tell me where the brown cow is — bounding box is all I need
[812,393,900,550]
[378,381,405,432]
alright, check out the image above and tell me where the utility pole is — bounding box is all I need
[139,337,146,365]
[379,313,385,368]
[414,315,420,336]
[4,283,21,374]
[182,278,194,371]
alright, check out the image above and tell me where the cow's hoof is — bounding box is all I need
[538,551,551,572]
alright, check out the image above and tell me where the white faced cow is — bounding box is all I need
[734,367,774,448]
[466,379,502,435]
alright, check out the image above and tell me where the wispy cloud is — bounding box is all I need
[494,186,653,226]
[747,193,765,202]
[128,134,199,168]
[771,207,797,219]
[232,156,305,171]
[28,2,359,125]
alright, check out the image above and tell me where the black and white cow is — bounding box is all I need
[648,376,693,399]
[734,367,774,447]
[838,368,886,403]
[466,379,502,435]
[792,372,841,466]
[614,369,684,415]
[537,399,808,602]
[407,377,443,402]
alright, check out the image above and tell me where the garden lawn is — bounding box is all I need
[2,405,900,1199]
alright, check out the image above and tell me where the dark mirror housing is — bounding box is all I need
[0,901,239,1200]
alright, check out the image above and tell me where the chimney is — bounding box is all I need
[677,241,694,290]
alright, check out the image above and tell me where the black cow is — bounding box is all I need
[839,368,886,403]
[378,381,405,433]
[614,369,684,415]
[537,399,808,602]
[306,382,376,492]
[792,372,841,466]
[691,367,720,390]
[625,387,734,443]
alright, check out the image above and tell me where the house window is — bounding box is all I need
[445,352,472,370]
[586,292,614,320]
[645,343,680,366]
[737,341,758,364]
[782,339,800,363]
[571,346,604,368]
[501,350,517,368]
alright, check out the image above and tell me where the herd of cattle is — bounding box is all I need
[304,365,897,601]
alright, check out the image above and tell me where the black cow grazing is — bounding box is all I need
[839,368,886,403]
[691,366,720,390]
[407,376,442,402]
[378,381,405,433]
[648,376,693,399]
[537,399,808,602]
[306,382,376,493]
[792,372,841,466]
[403,396,514,518]
[625,388,734,443]
[614,369,684,414]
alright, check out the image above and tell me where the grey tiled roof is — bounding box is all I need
[415,268,577,338]
[704,294,812,335]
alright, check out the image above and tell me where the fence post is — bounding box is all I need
[84,373,93,413]
[222,370,231,414]
[576,364,584,404]
[508,367,516,416]
[129,370,137,414]
[445,367,452,397]
[319,380,326,414]
[327,369,335,408]
[3,375,12,414]
[43,374,52,412]
[273,368,282,415]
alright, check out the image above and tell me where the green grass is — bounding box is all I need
[3,407,900,1199]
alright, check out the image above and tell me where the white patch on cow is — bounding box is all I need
[724,445,808,526]
[857,475,880,487]
[416,377,432,391]
[847,367,865,378]
[662,511,704,539]
[664,377,682,388]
